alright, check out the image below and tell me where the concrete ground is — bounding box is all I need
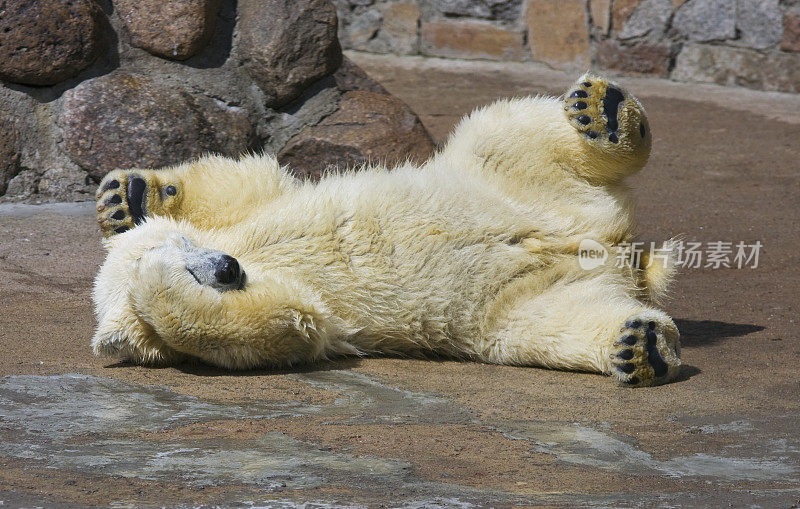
[1,53,799,508]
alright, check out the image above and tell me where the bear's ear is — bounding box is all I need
[163,232,194,250]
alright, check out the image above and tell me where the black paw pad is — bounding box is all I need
[570,90,588,98]
[617,349,634,360]
[102,179,120,191]
[602,86,625,139]
[618,363,635,374]
[645,329,669,378]
[127,177,147,225]
[624,319,642,329]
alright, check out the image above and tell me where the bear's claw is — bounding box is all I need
[610,314,681,387]
[96,173,136,236]
[563,75,649,151]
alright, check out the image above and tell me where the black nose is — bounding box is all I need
[214,255,241,286]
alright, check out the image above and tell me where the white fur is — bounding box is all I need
[93,81,681,386]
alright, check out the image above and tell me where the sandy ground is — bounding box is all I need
[0,53,798,508]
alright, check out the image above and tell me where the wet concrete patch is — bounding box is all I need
[0,373,513,506]
[1,372,798,506]
[498,417,799,482]
[287,370,473,425]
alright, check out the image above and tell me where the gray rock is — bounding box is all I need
[3,169,39,201]
[430,0,523,21]
[618,0,673,40]
[0,115,20,196]
[672,43,800,93]
[0,0,104,86]
[238,0,343,108]
[263,58,390,157]
[278,90,435,180]
[340,8,383,50]
[673,0,736,42]
[340,2,420,55]
[333,57,389,94]
[734,0,782,49]
[261,80,343,156]
[36,167,94,202]
[115,0,222,60]
[61,72,255,180]
[0,85,82,201]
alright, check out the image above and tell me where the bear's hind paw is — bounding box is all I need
[563,74,649,151]
[610,313,681,387]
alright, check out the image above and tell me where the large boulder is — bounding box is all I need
[278,90,435,180]
[238,0,343,108]
[0,0,437,202]
[0,0,105,86]
[61,73,254,180]
[115,0,222,60]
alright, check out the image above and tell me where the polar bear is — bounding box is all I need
[92,74,682,387]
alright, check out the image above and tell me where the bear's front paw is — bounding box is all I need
[563,74,650,151]
[610,313,681,387]
[92,324,186,366]
[96,170,180,238]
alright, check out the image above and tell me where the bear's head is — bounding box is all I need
[92,218,246,365]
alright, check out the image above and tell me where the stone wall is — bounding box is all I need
[335,0,800,93]
[0,0,435,202]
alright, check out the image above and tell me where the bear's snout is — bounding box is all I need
[182,245,246,292]
[214,255,244,289]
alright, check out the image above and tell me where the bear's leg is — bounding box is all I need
[563,74,651,178]
[96,154,294,238]
[483,273,681,387]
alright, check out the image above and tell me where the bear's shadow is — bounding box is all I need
[673,319,765,348]
[104,319,763,384]
[174,357,364,377]
[668,318,765,383]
